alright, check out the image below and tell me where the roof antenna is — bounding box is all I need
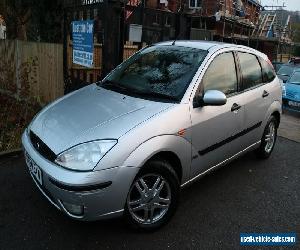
[172,24,185,45]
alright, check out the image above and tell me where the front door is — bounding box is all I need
[190,51,244,178]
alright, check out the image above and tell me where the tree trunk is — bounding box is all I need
[17,19,27,40]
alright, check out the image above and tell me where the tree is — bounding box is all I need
[0,0,33,40]
[291,23,300,43]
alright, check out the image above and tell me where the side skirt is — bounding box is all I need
[181,141,261,188]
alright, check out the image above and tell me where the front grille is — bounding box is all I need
[29,131,56,162]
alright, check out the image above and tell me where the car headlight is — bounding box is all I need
[55,140,117,171]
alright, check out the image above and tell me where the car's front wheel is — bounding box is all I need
[124,159,180,231]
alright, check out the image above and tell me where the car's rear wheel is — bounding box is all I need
[124,159,179,231]
[256,116,278,159]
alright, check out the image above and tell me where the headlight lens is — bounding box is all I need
[55,140,117,171]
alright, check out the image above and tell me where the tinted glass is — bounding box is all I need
[238,52,262,89]
[202,52,237,95]
[288,71,300,85]
[277,65,295,77]
[260,58,276,83]
[101,45,208,102]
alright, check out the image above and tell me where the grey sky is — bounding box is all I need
[261,0,300,11]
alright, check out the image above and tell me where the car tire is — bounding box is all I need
[124,159,180,231]
[256,116,278,159]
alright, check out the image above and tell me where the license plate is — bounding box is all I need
[288,101,300,107]
[25,152,43,186]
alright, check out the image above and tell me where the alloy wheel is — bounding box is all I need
[127,174,171,225]
[264,121,276,153]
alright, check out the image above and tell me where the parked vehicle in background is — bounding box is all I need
[22,41,282,230]
[272,61,284,72]
[282,69,300,113]
[277,62,300,83]
[288,57,300,64]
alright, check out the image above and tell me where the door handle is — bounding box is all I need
[231,103,241,112]
[262,90,269,98]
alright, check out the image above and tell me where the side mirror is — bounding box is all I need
[279,74,288,83]
[194,90,227,108]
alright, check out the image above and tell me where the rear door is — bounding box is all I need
[190,51,245,177]
[235,51,275,148]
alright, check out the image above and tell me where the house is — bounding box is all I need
[184,0,262,41]
[251,9,293,61]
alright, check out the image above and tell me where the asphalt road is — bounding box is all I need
[0,137,299,250]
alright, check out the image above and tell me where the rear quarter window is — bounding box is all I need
[238,52,262,90]
[260,58,276,83]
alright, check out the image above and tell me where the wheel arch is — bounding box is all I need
[264,100,281,128]
[146,151,183,182]
[122,135,191,184]
[271,110,281,128]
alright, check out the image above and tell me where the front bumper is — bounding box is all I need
[282,98,300,113]
[22,131,139,221]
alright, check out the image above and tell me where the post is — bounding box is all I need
[138,0,145,49]
[102,0,123,78]
[222,0,226,41]
[63,8,69,91]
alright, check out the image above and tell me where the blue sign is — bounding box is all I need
[72,20,94,68]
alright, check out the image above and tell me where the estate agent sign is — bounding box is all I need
[72,20,94,68]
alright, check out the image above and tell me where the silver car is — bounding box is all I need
[22,41,282,230]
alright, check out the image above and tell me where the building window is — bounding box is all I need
[189,0,201,9]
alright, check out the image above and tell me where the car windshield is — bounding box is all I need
[288,71,300,85]
[99,45,208,102]
[277,65,295,76]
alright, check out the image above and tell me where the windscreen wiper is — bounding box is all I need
[133,90,180,102]
[100,80,131,93]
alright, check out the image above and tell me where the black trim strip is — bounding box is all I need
[198,121,262,156]
[49,178,112,192]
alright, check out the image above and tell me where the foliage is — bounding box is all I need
[0,39,45,152]
[0,94,41,152]
[291,23,300,43]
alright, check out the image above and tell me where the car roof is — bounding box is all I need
[154,40,266,58]
[154,40,228,50]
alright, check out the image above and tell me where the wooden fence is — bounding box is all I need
[0,40,64,104]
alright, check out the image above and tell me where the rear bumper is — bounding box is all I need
[22,131,139,221]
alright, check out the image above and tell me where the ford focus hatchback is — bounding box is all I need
[22,41,282,230]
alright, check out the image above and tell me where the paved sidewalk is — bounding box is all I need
[278,112,300,143]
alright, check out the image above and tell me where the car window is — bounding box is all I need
[238,52,262,90]
[288,71,300,85]
[260,58,276,83]
[102,45,208,102]
[201,52,238,95]
[277,65,295,77]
